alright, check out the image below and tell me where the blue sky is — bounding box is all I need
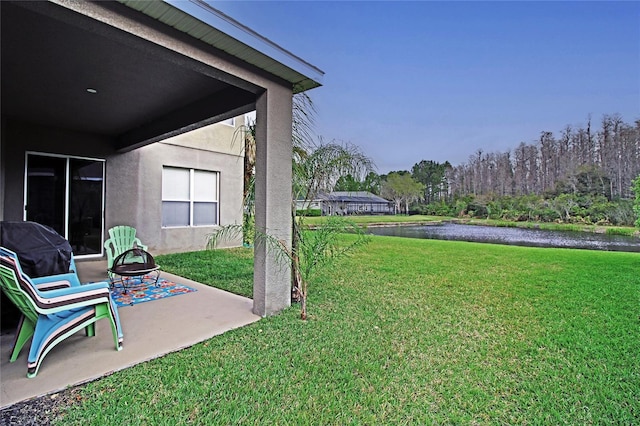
[215,1,640,173]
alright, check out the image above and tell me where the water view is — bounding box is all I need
[367,222,640,253]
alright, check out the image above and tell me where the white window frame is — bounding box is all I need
[162,167,219,228]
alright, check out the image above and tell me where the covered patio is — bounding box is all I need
[1,0,323,408]
[1,0,323,318]
[0,260,260,408]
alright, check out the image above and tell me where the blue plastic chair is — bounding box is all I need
[0,247,123,378]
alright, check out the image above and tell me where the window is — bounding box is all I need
[220,117,235,127]
[162,167,219,227]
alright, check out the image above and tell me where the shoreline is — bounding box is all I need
[306,216,640,237]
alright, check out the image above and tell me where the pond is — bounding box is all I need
[366,222,640,253]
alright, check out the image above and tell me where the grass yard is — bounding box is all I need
[59,236,639,424]
[155,248,254,298]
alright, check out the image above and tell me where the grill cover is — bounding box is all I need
[0,221,73,278]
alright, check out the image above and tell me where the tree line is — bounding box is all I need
[333,114,640,225]
[448,114,639,200]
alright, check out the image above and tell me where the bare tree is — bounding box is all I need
[443,114,639,201]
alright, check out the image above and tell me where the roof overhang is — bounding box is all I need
[125,0,324,93]
[1,0,323,152]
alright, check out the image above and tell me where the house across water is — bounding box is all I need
[297,191,394,216]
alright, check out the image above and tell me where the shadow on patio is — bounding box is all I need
[0,260,260,409]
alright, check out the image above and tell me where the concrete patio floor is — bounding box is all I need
[0,260,261,409]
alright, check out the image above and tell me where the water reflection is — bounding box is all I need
[366,223,640,253]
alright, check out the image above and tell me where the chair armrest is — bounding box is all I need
[42,281,110,298]
[133,238,147,251]
[35,280,72,291]
[32,273,82,287]
[34,281,114,314]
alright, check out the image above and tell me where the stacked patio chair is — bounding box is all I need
[0,247,123,378]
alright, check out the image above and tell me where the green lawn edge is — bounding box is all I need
[303,214,640,236]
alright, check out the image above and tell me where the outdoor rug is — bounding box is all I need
[110,277,197,307]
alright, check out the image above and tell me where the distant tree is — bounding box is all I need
[381,172,425,214]
[574,165,611,199]
[380,170,410,181]
[513,142,529,195]
[333,171,382,194]
[538,131,557,193]
[446,114,639,201]
[552,193,580,221]
[632,175,640,228]
[361,171,382,195]
[334,174,361,192]
[411,160,451,204]
[495,151,514,196]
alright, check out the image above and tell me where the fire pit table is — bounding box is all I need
[108,247,160,293]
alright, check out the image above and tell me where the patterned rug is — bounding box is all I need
[110,277,197,307]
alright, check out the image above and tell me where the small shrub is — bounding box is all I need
[467,203,488,218]
[296,208,322,217]
[605,227,637,236]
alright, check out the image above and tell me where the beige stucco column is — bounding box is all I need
[253,85,293,316]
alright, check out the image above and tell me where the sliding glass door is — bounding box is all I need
[25,153,105,256]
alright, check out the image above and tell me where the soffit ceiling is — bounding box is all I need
[0,1,258,151]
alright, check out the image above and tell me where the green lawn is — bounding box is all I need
[59,237,639,424]
[155,248,254,298]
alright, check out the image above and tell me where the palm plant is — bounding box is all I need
[209,94,374,319]
[236,117,256,246]
[290,141,373,318]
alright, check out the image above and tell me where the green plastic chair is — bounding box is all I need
[104,226,147,271]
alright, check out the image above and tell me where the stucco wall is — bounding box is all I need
[105,122,245,254]
[162,120,245,157]
[1,118,245,255]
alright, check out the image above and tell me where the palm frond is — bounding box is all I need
[206,224,244,250]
